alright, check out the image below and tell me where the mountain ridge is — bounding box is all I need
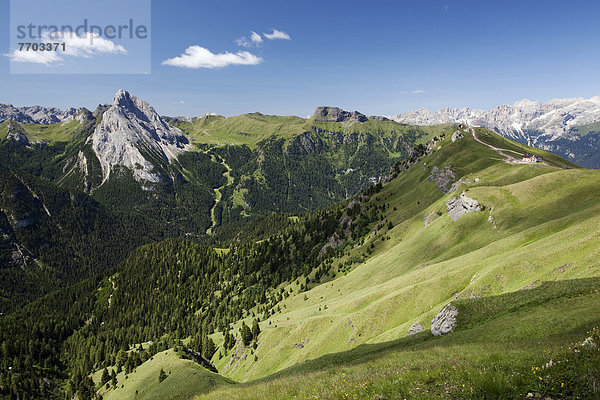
[394,95,600,168]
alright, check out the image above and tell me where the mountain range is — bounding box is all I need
[4,94,600,169]
[1,91,599,400]
[394,95,600,168]
[0,90,443,311]
[0,103,82,125]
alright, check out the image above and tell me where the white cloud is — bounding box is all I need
[172,100,185,104]
[6,49,62,65]
[55,32,127,58]
[399,89,427,95]
[6,31,127,65]
[250,31,263,44]
[162,45,263,69]
[263,29,291,40]
[236,31,264,48]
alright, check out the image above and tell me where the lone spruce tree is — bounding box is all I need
[158,368,167,383]
[240,322,253,346]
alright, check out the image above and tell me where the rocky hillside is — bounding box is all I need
[394,95,600,168]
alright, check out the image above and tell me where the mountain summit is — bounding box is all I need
[312,106,368,123]
[91,89,190,184]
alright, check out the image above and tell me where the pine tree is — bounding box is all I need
[202,334,216,359]
[223,331,232,350]
[111,370,117,387]
[251,319,260,340]
[158,368,167,383]
[101,368,110,385]
[240,322,253,346]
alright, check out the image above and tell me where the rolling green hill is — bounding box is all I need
[96,350,231,400]
[201,279,600,399]
[202,128,599,385]
[168,114,308,148]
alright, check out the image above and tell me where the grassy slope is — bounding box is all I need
[201,280,600,399]
[94,350,231,400]
[0,121,8,140]
[207,130,599,381]
[571,121,600,136]
[20,119,81,144]
[107,128,600,399]
[0,119,81,144]
[172,114,308,148]
[171,114,447,149]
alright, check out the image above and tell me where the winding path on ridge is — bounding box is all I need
[470,128,524,163]
[206,153,235,235]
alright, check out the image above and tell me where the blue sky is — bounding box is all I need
[1,0,599,117]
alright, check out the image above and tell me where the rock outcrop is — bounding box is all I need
[423,211,439,227]
[428,165,455,193]
[368,115,390,122]
[91,89,190,184]
[446,191,481,221]
[5,122,30,146]
[313,106,368,123]
[431,303,459,336]
[451,130,463,142]
[75,109,95,124]
[286,131,323,154]
[407,323,424,335]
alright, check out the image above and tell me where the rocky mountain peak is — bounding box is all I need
[112,89,136,108]
[91,90,190,185]
[312,106,368,123]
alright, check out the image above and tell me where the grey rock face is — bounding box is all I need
[423,211,439,227]
[313,106,368,123]
[431,303,459,336]
[75,109,95,124]
[428,165,455,193]
[451,130,463,142]
[92,89,190,185]
[407,323,424,335]
[446,191,481,222]
[5,122,30,146]
[368,115,390,121]
[287,131,323,154]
